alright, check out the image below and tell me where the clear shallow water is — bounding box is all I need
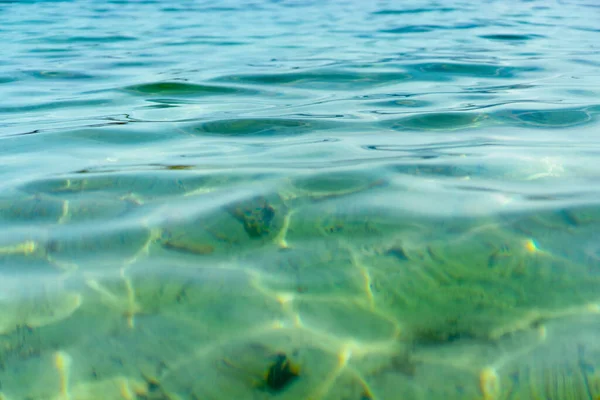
[1,0,600,398]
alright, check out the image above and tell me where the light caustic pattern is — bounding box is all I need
[1,172,600,400]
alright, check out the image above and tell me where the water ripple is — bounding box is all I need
[380,23,479,33]
[186,117,341,136]
[480,33,545,41]
[213,69,413,90]
[372,7,457,15]
[123,81,260,97]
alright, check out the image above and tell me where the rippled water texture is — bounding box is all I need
[2,0,600,399]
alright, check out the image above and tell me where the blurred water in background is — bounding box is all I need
[1,0,600,399]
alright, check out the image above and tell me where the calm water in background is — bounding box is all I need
[1,0,600,398]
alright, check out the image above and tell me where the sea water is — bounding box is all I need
[1,0,600,399]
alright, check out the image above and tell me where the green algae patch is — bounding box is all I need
[365,220,600,342]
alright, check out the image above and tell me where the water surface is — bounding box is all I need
[1,0,600,399]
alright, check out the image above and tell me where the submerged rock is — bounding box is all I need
[228,196,278,239]
[263,353,300,392]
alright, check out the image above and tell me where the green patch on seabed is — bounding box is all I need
[1,196,599,400]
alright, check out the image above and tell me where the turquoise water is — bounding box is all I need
[1,0,600,398]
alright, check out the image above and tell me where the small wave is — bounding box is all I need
[25,70,96,80]
[372,7,456,15]
[186,118,341,136]
[384,112,487,131]
[480,33,545,41]
[213,69,412,90]
[380,23,479,34]
[404,62,541,79]
[493,108,595,128]
[123,81,259,97]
